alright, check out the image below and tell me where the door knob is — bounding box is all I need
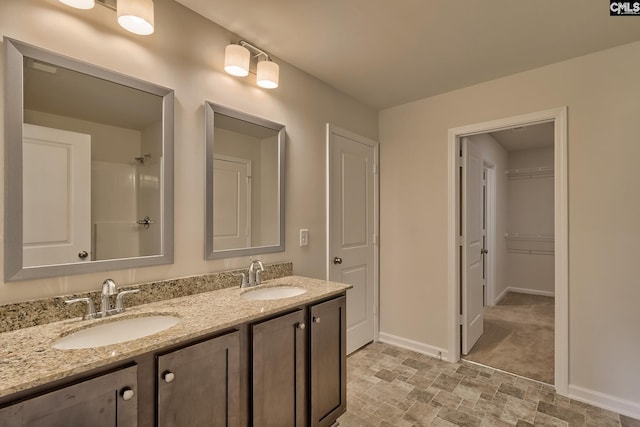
[481,249,488,255]
[78,250,89,259]
[333,257,343,265]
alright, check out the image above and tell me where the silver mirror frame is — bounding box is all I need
[205,102,285,260]
[4,37,174,281]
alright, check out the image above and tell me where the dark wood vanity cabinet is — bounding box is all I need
[248,295,347,427]
[0,365,138,427]
[250,309,307,427]
[156,330,240,427]
[0,292,347,427]
[309,296,346,426]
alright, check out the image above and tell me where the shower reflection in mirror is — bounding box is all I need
[4,37,174,281]
[22,60,163,265]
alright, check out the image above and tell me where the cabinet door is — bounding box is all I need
[310,296,346,426]
[0,365,137,427]
[251,309,306,427]
[157,330,240,427]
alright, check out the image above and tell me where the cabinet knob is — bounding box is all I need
[120,387,135,401]
[297,323,306,330]
[162,371,175,383]
[313,317,321,324]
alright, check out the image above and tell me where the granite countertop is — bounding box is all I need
[0,276,350,399]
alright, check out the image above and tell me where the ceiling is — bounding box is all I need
[216,112,277,139]
[176,0,640,110]
[489,122,554,152]
[24,59,162,130]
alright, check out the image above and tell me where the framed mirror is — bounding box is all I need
[4,38,174,281]
[205,102,285,259]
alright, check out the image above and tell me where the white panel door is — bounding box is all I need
[213,156,251,250]
[328,125,378,355]
[462,138,484,354]
[23,124,91,266]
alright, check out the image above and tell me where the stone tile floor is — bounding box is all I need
[337,342,640,427]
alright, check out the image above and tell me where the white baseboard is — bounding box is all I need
[494,287,510,305]
[378,332,450,362]
[496,286,555,301]
[569,385,640,421]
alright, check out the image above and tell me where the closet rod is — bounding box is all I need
[505,166,554,179]
[508,249,554,256]
[504,232,554,242]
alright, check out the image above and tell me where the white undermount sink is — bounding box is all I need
[53,315,180,350]
[242,286,307,301]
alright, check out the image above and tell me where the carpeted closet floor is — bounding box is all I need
[463,292,555,384]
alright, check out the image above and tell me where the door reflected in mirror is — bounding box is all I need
[4,38,174,281]
[205,103,285,259]
[23,60,164,264]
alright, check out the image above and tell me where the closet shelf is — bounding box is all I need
[507,249,554,256]
[505,166,554,179]
[504,232,554,242]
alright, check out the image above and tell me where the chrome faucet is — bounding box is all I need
[248,260,265,286]
[116,289,140,312]
[65,279,139,320]
[65,297,96,320]
[101,278,118,317]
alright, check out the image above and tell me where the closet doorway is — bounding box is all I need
[461,123,555,384]
[446,107,568,394]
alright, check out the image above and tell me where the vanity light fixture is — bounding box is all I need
[58,0,155,36]
[59,0,95,9]
[224,41,280,89]
[257,60,279,89]
[224,44,250,77]
[117,0,155,36]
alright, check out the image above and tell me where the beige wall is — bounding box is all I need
[506,147,554,295]
[380,41,640,407]
[0,0,377,302]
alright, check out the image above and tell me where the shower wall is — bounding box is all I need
[92,161,140,259]
[138,122,163,256]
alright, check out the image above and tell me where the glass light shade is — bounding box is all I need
[257,60,279,89]
[224,45,250,77]
[117,0,155,36]
[59,0,95,9]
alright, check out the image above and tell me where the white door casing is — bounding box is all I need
[213,155,251,251]
[447,107,568,395]
[327,124,379,355]
[483,165,497,307]
[462,138,484,355]
[22,124,91,266]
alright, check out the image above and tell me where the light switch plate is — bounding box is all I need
[299,229,309,246]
